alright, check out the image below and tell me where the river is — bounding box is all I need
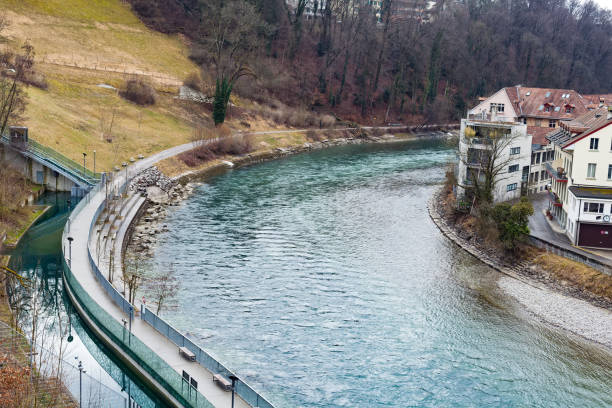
[148,138,612,407]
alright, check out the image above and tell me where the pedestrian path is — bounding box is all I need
[65,140,251,408]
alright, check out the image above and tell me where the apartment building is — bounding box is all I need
[466,86,588,195]
[457,117,530,204]
[546,106,612,248]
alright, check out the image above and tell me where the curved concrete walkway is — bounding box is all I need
[65,139,250,408]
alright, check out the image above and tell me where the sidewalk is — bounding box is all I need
[528,195,612,271]
[66,141,250,408]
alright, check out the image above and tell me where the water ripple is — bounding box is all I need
[152,140,612,408]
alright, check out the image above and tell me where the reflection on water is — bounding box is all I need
[5,192,159,407]
[152,139,612,408]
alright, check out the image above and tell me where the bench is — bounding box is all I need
[178,346,195,361]
[212,374,232,391]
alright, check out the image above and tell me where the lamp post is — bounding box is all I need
[122,318,127,343]
[76,359,86,408]
[67,237,74,267]
[82,152,87,176]
[229,375,238,408]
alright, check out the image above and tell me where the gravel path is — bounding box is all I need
[498,276,612,349]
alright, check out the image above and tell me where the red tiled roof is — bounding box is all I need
[527,126,554,145]
[583,94,612,106]
[561,107,611,148]
[503,86,588,120]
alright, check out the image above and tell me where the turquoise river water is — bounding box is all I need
[149,138,612,407]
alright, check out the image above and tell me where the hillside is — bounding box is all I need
[0,0,277,171]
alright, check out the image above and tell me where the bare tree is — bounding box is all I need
[458,125,521,206]
[122,254,144,305]
[0,40,34,137]
[97,104,117,143]
[146,263,179,316]
[200,0,270,124]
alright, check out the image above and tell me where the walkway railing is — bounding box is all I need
[0,133,101,186]
[143,307,276,408]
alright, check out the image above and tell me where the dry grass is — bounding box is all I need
[0,0,200,170]
[532,253,612,301]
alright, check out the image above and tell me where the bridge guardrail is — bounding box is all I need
[0,134,101,186]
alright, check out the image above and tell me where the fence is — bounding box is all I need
[0,321,129,408]
[143,308,275,408]
[529,234,612,276]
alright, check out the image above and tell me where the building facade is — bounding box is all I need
[457,118,530,204]
[466,86,589,197]
[546,107,612,248]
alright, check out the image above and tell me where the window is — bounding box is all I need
[536,152,541,164]
[590,138,599,150]
[549,120,556,128]
[584,202,604,213]
[510,147,520,155]
[507,183,518,192]
[536,119,542,126]
[587,163,597,178]
[490,103,505,113]
[608,164,612,179]
[509,164,519,173]
[545,92,551,97]
[565,107,573,113]
[541,170,547,180]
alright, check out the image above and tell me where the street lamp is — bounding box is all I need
[82,152,87,176]
[229,375,238,408]
[67,237,74,268]
[76,358,86,408]
[122,318,127,343]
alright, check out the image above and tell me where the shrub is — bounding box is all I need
[320,114,336,128]
[183,72,203,93]
[490,197,534,251]
[121,78,157,106]
[306,130,322,141]
[22,71,48,89]
[178,134,254,167]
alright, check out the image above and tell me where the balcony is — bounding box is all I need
[545,162,568,182]
[548,190,563,207]
[467,113,516,123]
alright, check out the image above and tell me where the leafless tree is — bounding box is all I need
[458,125,521,206]
[123,254,144,305]
[146,263,179,316]
[0,40,34,137]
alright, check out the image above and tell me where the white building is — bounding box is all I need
[546,106,612,248]
[457,117,531,204]
[466,86,590,196]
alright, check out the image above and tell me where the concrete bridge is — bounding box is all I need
[0,127,100,196]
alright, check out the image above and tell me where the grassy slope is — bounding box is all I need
[1,0,200,170]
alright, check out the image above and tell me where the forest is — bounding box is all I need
[127,0,612,124]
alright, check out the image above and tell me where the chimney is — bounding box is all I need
[608,105,612,120]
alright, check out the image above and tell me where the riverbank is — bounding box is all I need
[127,130,455,259]
[428,190,612,350]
